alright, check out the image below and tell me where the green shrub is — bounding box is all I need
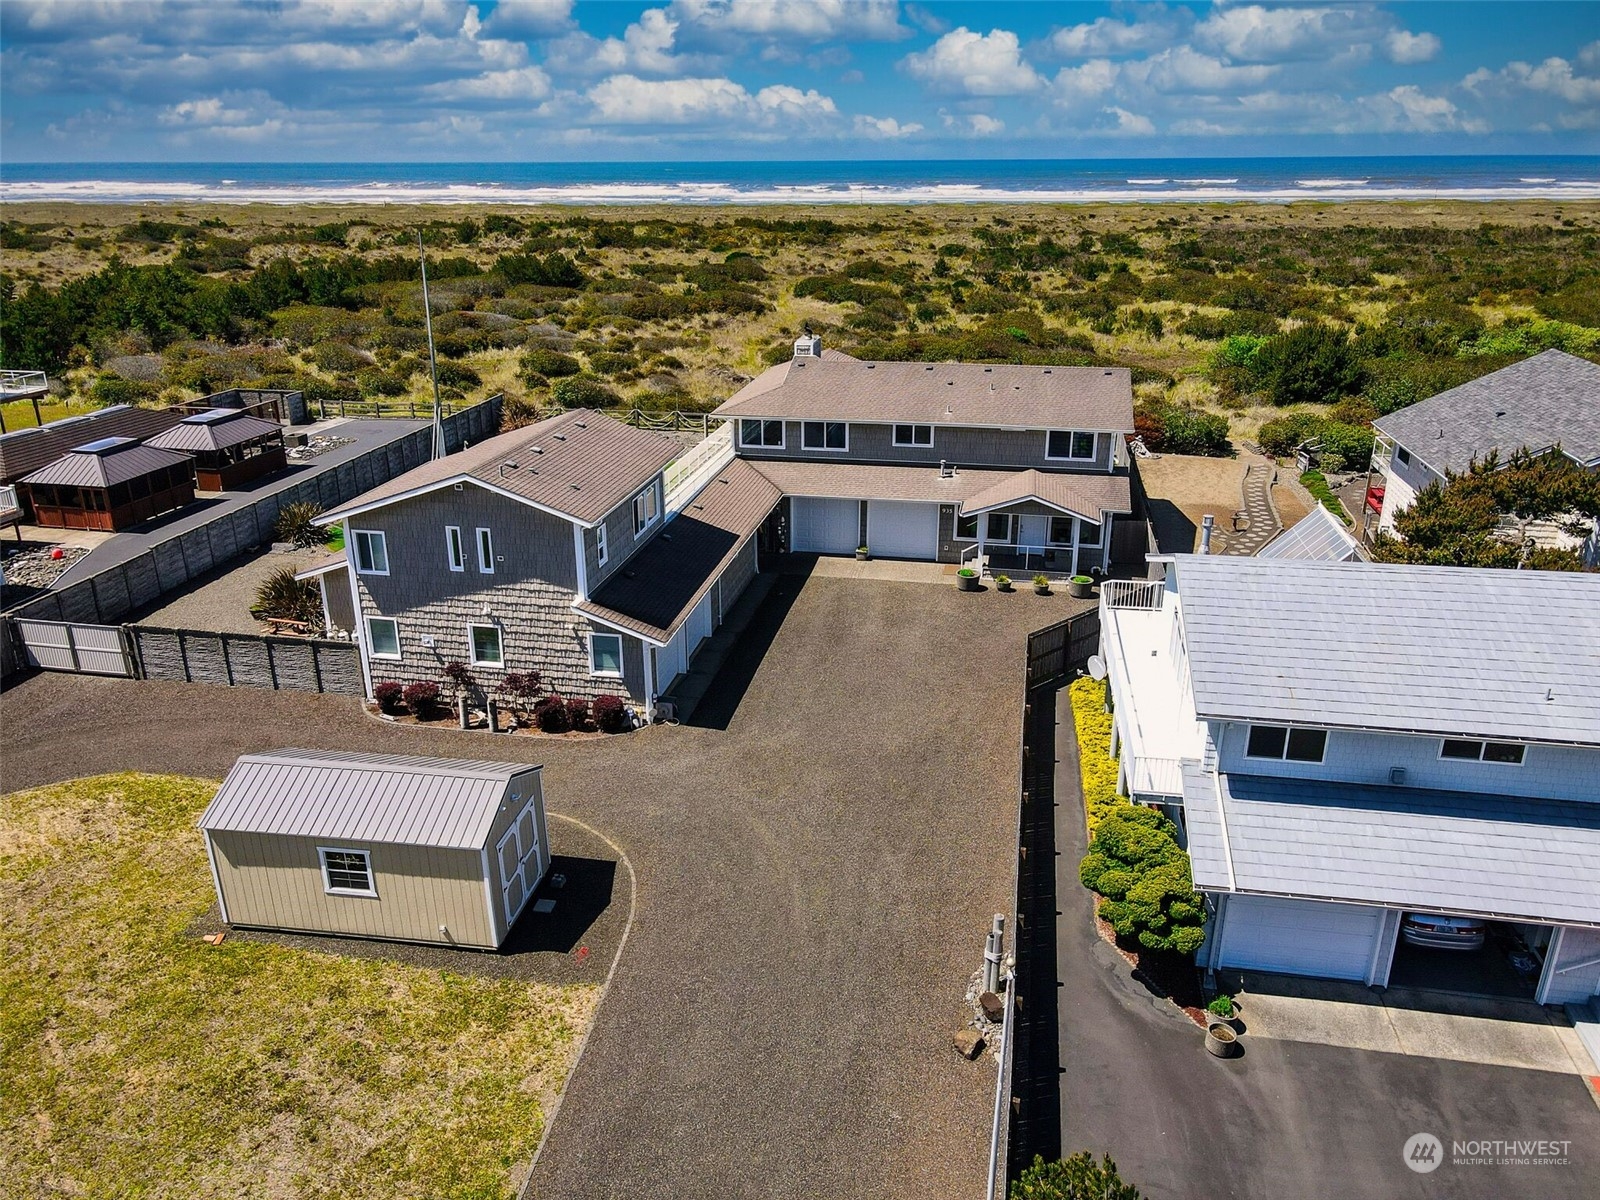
[250,567,321,625]
[1460,318,1600,358]
[89,375,160,407]
[1258,412,1373,472]
[1012,1153,1142,1200]
[274,501,325,547]
[306,340,370,373]
[522,347,581,378]
[1256,323,1361,406]
[1159,407,1230,456]
[551,376,620,409]
[1079,805,1206,955]
[435,361,481,389]
[1300,469,1351,524]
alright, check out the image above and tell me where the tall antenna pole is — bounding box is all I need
[419,230,446,461]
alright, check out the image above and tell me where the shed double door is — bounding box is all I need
[496,797,546,929]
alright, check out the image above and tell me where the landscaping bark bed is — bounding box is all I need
[364,701,623,738]
[1094,914,1208,1026]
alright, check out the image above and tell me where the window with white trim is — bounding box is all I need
[320,847,375,896]
[445,525,465,572]
[589,632,624,677]
[1395,445,1412,466]
[469,623,504,667]
[740,418,784,449]
[1048,516,1074,545]
[352,529,389,575]
[893,424,934,447]
[802,420,848,451]
[595,521,608,567]
[476,527,494,574]
[1077,517,1102,547]
[986,512,1013,542]
[633,485,659,535]
[1440,738,1525,765]
[1245,724,1327,763]
[955,513,978,540]
[365,616,401,659]
[1046,430,1098,461]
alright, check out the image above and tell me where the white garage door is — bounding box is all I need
[1218,896,1386,982]
[791,497,860,554]
[867,500,939,561]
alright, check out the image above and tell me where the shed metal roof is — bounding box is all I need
[0,403,183,483]
[1255,505,1364,562]
[714,358,1134,432]
[199,749,539,850]
[147,410,283,452]
[1170,555,1600,746]
[20,441,193,488]
[1372,349,1600,476]
[321,409,681,527]
[1183,766,1600,926]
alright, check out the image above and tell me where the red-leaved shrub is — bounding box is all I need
[592,694,629,733]
[532,694,571,733]
[403,680,442,718]
[565,696,591,731]
[373,680,404,714]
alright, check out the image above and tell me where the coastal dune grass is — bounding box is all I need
[0,773,597,1200]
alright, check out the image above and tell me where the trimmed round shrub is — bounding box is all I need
[522,347,581,378]
[435,361,481,389]
[373,681,404,714]
[551,376,620,409]
[402,680,442,718]
[533,694,572,733]
[564,696,591,731]
[592,694,630,733]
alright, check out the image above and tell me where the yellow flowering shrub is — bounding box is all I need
[1069,675,1126,833]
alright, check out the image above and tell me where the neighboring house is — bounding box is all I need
[311,408,775,720]
[713,335,1136,576]
[200,749,548,949]
[1255,504,1365,562]
[1098,556,1600,1005]
[1365,349,1600,543]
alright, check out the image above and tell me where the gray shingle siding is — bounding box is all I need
[584,476,662,593]
[738,422,1114,472]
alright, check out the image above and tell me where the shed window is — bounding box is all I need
[740,419,784,449]
[320,848,375,897]
[446,525,465,572]
[589,632,624,677]
[1046,430,1098,461]
[469,623,504,667]
[893,424,934,447]
[1245,724,1327,763]
[365,617,401,659]
[633,485,659,535]
[1440,738,1525,765]
[802,421,848,451]
[352,529,389,575]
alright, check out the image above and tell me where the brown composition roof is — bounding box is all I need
[960,468,1133,520]
[20,439,193,489]
[0,404,183,483]
[575,458,781,643]
[321,408,681,526]
[146,410,283,452]
[713,358,1134,431]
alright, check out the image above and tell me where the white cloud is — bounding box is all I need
[1051,59,1119,107]
[1050,12,1188,58]
[968,112,1004,135]
[854,114,923,138]
[551,8,684,76]
[672,0,906,42]
[1581,41,1600,70]
[1372,84,1465,132]
[426,64,551,101]
[901,27,1044,96]
[1125,46,1278,93]
[1105,106,1155,136]
[1196,5,1381,63]
[1384,29,1440,65]
[482,0,572,36]
[585,73,835,126]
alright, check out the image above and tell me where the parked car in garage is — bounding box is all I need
[1401,913,1487,950]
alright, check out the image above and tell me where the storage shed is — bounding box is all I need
[146,408,287,491]
[17,435,195,530]
[199,749,549,949]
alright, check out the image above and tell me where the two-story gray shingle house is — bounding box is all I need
[1098,555,1600,1007]
[713,337,1136,576]
[310,409,777,721]
[1364,348,1600,551]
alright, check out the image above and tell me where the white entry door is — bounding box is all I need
[1218,896,1386,982]
[791,497,861,554]
[496,796,546,929]
[1017,514,1050,552]
[866,500,939,560]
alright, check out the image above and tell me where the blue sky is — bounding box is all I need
[2,1,1597,161]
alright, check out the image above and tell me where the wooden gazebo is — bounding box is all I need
[146,408,286,491]
[18,436,195,531]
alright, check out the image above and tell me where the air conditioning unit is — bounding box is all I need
[653,701,677,723]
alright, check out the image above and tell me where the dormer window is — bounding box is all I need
[1046,430,1098,461]
[893,424,934,447]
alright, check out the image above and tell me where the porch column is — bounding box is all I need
[976,519,985,572]
[1071,516,1082,575]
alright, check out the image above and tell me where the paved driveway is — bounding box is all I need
[2,570,1080,1200]
[1051,689,1600,1200]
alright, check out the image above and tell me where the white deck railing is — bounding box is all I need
[1126,754,1188,798]
[1101,578,1165,609]
[663,423,735,519]
[0,370,49,401]
[0,484,18,517]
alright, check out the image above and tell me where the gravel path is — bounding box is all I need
[2,570,1086,1200]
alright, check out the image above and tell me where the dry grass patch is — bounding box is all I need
[1,773,596,1200]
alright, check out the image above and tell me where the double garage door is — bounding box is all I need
[1217,895,1388,982]
[791,497,939,561]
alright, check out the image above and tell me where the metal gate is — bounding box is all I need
[12,619,137,677]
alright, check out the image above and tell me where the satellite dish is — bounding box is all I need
[1087,655,1107,681]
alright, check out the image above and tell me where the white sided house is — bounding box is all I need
[199,750,549,950]
[1097,556,1600,1005]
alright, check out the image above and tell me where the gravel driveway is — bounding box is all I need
[2,569,1085,1200]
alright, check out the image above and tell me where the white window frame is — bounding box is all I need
[365,616,401,660]
[1077,516,1103,547]
[1045,430,1099,462]
[445,525,465,572]
[985,512,1014,544]
[954,512,979,540]
[588,631,624,678]
[801,420,849,452]
[892,424,934,448]
[633,485,659,535]
[595,521,608,568]
[468,622,504,667]
[739,418,785,450]
[1047,516,1074,546]
[1439,738,1526,766]
[1244,724,1327,764]
[1395,445,1412,466]
[318,846,376,897]
[475,527,494,574]
[351,529,389,576]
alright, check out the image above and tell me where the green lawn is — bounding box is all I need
[1,774,596,1200]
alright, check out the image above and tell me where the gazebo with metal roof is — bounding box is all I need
[146,408,287,491]
[17,435,195,531]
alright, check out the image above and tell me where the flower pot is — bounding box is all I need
[1069,576,1094,599]
[995,579,1012,592]
[956,572,981,592]
[1205,1022,1240,1058]
[1033,583,1050,596]
[855,549,870,561]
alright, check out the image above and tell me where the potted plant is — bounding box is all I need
[1206,994,1238,1028]
[1205,1021,1240,1058]
[956,566,981,592]
[1069,574,1095,599]
[1032,573,1051,595]
[995,574,1012,592]
[855,545,870,561]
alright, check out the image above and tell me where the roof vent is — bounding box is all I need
[924,365,934,371]
[499,461,519,477]
[866,363,876,369]
[554,433,567,441]
[983,367,992,372]
[575,421,588,428]
[531,446,544,455]
[570,482,582,490]
[1043,368,1052,374]
[946,380,954,386]
[939,459,954,479]
[1495,410,1506,418]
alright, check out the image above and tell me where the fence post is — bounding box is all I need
[64,624,81,672]
[311,642,324,693]
[178,632,192,683]
[266,639,278,689]
[221,635,234,686]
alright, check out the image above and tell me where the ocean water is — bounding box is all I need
[2,156,1597,205]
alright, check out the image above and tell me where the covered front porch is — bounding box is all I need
[953,469,1119,579]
